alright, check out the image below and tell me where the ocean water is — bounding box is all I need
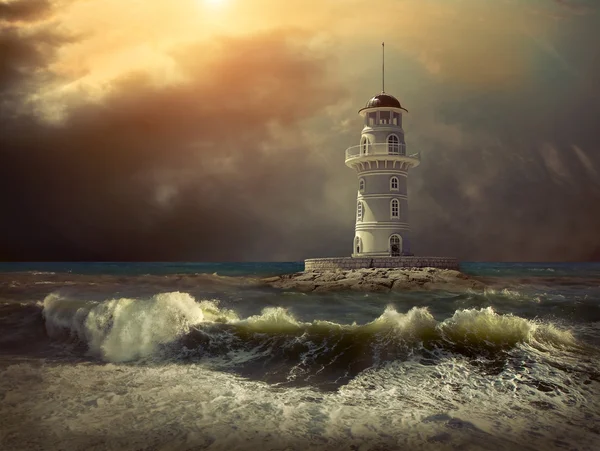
[1,262,599,450]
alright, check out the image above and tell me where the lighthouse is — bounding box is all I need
[303,44,458,272]
[345,43,420,258]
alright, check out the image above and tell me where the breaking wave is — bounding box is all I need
[41,291,580,383]
[44,292,207,362]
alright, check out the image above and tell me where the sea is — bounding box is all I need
[0,261,599,451]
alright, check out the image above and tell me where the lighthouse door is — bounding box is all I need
[390,235,401,256]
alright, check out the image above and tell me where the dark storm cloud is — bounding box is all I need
[555,0,597,15]
[0,13,346,260]
[0,0,52,23]
[0,24,71,94]
[2,0,600,262]
[406,21,600,262]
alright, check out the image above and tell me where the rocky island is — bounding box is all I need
[261,267,485,293]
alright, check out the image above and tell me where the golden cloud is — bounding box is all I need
[20,0,568,106]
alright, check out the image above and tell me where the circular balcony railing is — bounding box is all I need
[345,143,421,163]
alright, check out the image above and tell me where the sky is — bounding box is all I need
[1,0,599,262]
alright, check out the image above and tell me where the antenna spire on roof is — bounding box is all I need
[382,42,385,93]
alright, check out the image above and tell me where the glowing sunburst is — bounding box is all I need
[204,0,228,6]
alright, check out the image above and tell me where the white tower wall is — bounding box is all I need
[345,94,420,258]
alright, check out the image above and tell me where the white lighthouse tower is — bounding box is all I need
[345,43,421,258]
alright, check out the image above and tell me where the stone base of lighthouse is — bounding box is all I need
[304,256,459,272]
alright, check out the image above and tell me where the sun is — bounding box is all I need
[196,0,231,14]
[204,0,228,6]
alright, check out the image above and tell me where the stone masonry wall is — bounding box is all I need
[304,257,460,271]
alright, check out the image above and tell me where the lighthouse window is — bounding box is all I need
[359,178,365,192]
[387,134,400,154]
[368,112,376,126]
[392,112,400,125]
[391,199,399,218]
[390,176,399,191]
[357,202,363,221]
[379,111,390,124]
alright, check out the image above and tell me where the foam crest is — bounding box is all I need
[242,307,303,333]
[43,294,97,339]
[438,307,532,346]
[437,307,576,349]
[42,293,579,367]
[364,306,438,339]
[196,300,239,323]
[482,287,528,300]
[531,321,577,348]
[43,292,206,362]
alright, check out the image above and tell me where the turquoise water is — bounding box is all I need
[1,262,599,450]
[0,261,304,276]
[2,261,600,277]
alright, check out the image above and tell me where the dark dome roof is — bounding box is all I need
[359,93,407,113]
[365,93,401,108]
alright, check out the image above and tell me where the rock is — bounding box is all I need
[313,272,339,283]
[292,273,318,282]
[296,282,318,292]
[344,271,365,279]
[314,280,358,292]
[351,281,390,292]
[368,277,394,288]
[407,272,432,283]
[273,281,317,292]
[387,271,409,281]
[261,267,485,293]
[390,280,411,291]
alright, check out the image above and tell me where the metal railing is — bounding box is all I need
[345,143,421,161]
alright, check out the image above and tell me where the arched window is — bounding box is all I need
[390,176,399,191]
[357,202,363,221]
[387,134,400,154]
[359,178,365,192]
[389,235,401,256]
[355,236,361,254]
[361,137,369,155]
[391,199,399,218]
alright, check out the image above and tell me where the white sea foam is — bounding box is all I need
[2,351,598,451]
[0,291,595,451]
[42,292,579,367]
[364,305,438,336]
[437,306,576,348]
[43,292,206,362]
[243,306,303,332]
